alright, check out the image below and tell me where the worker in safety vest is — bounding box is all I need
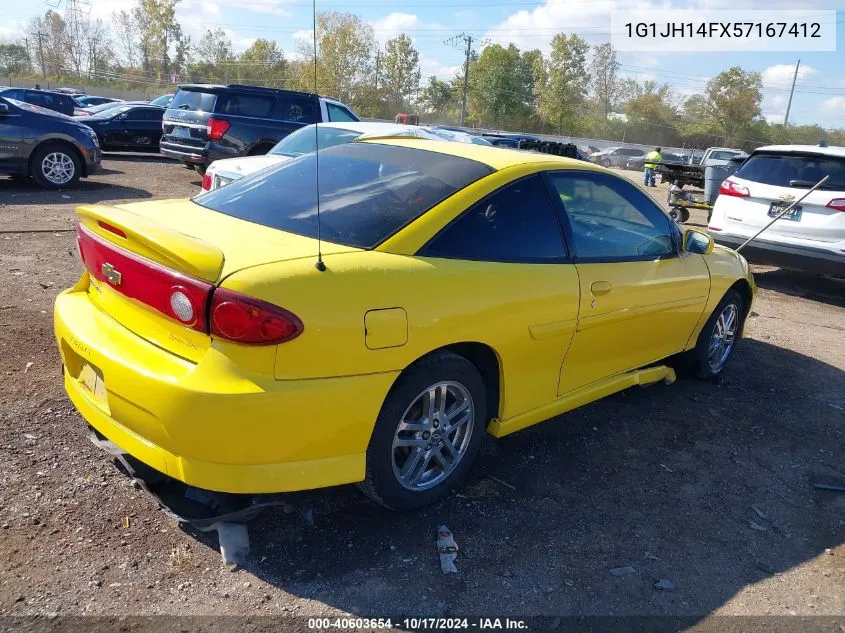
[643,146,663,187]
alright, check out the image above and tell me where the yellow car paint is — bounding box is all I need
[54,137,755,496]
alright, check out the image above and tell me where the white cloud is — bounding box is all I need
[761,64,817,89]
[820,96,845,113]
[762,112,785,124]
[484,0,670,53]
[419,55,460,80]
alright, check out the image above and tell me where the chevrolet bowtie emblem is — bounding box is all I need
[101,262,122,286]
[779,193,796,201]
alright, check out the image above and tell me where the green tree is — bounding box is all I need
[381,34,421,113]
[296,11,375,104]
[0,42,30,75]
[537,34,589,133]
[467,43,533,127]
[420,76,457,116]
[705,66,762,145]
[189,28,234,82]
[590,42,620,118]
[132,0,184,78]
[237,39,287,86]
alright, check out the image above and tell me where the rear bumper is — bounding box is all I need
[54,287,398,494]
[710,232,845,277]
[159,141,234,166]
[159,142,207,165]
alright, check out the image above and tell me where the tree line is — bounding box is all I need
[1,0,843,150]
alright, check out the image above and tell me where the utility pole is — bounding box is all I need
[459,34,472,127]
[783,58,800,128]
[374,48,380,92]
[36,30,46,79]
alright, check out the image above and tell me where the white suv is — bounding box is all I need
[708,144,845,277]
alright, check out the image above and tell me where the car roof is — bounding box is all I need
[308,121,414,134]
[751,144,845,158]
[357,137,591,171]
[177,83,317,98]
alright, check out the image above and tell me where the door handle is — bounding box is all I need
[591,281,612,296]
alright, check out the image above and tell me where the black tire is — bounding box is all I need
[359,351,487,511]
[30,143,81,189]
[686,289,745,379]
[600,159,611,167]
[194,164,207,176]
[182,162,195,170]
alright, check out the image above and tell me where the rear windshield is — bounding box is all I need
[709,151,740,161]
[193,143,494,248]
[736,152,845,190]
[169,89,217,112]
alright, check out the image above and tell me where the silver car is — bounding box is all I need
[590,147,646,168]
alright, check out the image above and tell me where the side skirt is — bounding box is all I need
[487,365,676,438]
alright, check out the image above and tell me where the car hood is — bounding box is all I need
[210,154,292,177]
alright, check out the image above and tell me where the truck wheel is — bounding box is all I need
[194,164,207,176]
[30,143,81,189]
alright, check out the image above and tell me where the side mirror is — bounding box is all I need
[682,228,714,255]
[0,102,9,115]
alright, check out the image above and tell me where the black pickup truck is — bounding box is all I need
[159,84,359,174]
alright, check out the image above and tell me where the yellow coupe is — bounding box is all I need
[54,139,755,510]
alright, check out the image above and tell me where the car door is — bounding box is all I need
[416,174,579,420]
[121,108,161,149]
[0,98,24,170]
[546,170,711,395]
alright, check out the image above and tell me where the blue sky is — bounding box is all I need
[1,0,843,127]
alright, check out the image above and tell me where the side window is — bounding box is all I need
[420,175,567,262]
[549,171,675,260]
[283,96,317,123]
[216,93,274,117]
[2,89,23,100]
[327,103,357,122]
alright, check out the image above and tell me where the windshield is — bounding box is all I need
[86,105,132,120]
[736,152,845,190]
[85,101,126,114]
[270,125,361,156]
[170,89,217,112]
[194,143,493,248]
[150,94,173,107]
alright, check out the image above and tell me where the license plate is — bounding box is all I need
[171,126,193,139]
[79,362,108,409]
[768,201,802,221]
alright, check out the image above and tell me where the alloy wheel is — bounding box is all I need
[708,303,738,372]
[41,152,75,185]
[391,381,475,491]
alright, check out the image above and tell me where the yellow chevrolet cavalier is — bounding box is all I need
[54,138,754,510]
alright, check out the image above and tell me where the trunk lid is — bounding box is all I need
[76,200,356,362]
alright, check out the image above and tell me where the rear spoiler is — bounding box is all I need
[76,204,225,283]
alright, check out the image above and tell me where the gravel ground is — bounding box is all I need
[0,157,844,625]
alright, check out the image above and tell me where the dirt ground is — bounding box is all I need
[1,156,844,627]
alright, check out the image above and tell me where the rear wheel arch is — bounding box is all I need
[389,342,502,424]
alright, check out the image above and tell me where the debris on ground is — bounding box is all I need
[486,475,516,490]
[609,565,637,577]
[749,520,767,532]
[24,361,33,372]
[654,579,675,591]
[437,525,458,574]
[751,505,767,519]
[216,522,250,566]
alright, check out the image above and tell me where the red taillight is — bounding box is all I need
[98,221,127,238]
[206,118,230,140]
[826,198,845,211]
[201,171,212,191]
[719,178,750,198]
[76,223,212,332]
[210,288,303,345]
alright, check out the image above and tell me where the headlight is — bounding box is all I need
[87,129,100,147]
